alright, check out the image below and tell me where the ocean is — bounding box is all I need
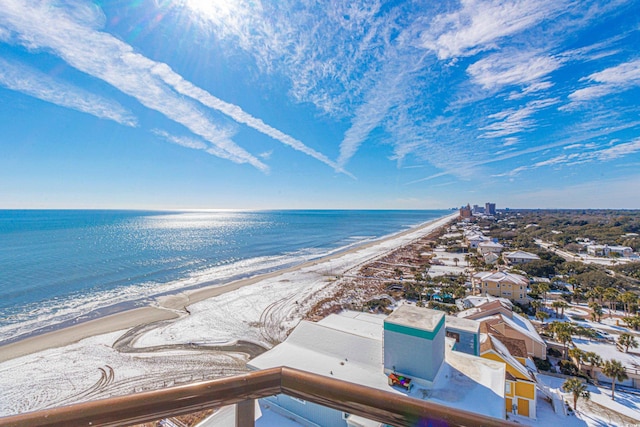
[0,209,449,344]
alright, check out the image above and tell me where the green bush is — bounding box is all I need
[533,357,551,371]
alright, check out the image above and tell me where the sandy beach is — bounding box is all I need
[0,212,457,416]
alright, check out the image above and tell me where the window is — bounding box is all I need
[446,331,460,342]
[506,381,512,394]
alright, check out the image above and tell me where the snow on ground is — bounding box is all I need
[535,374,640,426]
[573,338,640,369]
[426,249,468,277]
[0,331,247,416]
[0,214,457,417]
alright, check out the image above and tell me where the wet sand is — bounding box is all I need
[0,213,457,363]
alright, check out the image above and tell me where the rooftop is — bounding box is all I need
[385,304,444,333]
[249,309,506,420]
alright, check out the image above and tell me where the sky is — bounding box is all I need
[0,0,639,210]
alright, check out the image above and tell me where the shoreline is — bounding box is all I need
[0,212,458,363]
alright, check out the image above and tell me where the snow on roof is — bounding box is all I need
[503,251,540,260]
[476,271,529,286]
[385,304,444,332]
[457,306,482,319]
[460,295,512,309]
[500,312,545,346]
[429,339,505,420]
[458,299,514,320]
[248,321,390,390]
[250,309,506,420]
[484,334,534,382]
[318,311,385,340]
[478,241,503,248]
[445,315,480,333]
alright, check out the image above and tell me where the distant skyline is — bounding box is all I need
[1,0,639,209]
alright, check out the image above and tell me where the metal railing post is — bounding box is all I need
[235,399,255,427]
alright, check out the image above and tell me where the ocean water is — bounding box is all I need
[0,209,448,343]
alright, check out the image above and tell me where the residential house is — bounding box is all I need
[459,300,547,360]
[502,251,540,265]
[456,295,513,312]
[248,306,507,427]
[465,233,487,249]
[587,244,633,258]
[444,315,480,356]
[480,332,537,418]
[472,271,530,304]
[572,338,640,389]
[478,241,504,255]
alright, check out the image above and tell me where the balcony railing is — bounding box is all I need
[0,367,520,427]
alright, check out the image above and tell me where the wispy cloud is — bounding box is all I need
[567,58,640,103]
[337,65,407,167]
[0,57,136,126]
[419,0,559,60]
[412,118,640,183]
[0,0,342,174]
[150,63,348,174]
[467,50,560,90]
[479,98,559,138]
[152,129,254,164]
[0,0,268,171]
[497,137,640,176]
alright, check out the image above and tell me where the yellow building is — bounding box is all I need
[473,271,529,304]
[481,332,537,419]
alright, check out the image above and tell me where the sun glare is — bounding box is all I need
[183,0,235,21]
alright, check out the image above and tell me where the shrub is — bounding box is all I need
[533,357,552,371]
[547,347,562,358]
[559,360,579,376]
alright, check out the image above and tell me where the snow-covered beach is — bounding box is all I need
[0,213,457,417]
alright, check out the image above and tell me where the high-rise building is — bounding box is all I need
[459,204,472,219]
[485,202,496,215]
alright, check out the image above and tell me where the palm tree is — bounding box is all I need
[538,282,550,303]
[603,288,619,318]
[557,329,573,359]
[531,300,542,314]
[584,352,602,381]
[575,325,597,341]
[453,257,460,267]
[568,348,586,372]
[558,300,569,317]
[601,359,628,400]
[536,311,550,324]
[593,286,605,305]
[618,333,639,353]
[589,302,603,322]
[551,300,569,318]
[620,292,638,317]
[625,315,640,331]
[562,377,590,410]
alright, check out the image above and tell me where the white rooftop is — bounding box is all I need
[503,251,540,260]
[478,241,503,248]
[385,304,444,332]
[445,315,480,333]
[249,310,506,420]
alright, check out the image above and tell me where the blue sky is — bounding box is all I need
[1,0,639,209]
